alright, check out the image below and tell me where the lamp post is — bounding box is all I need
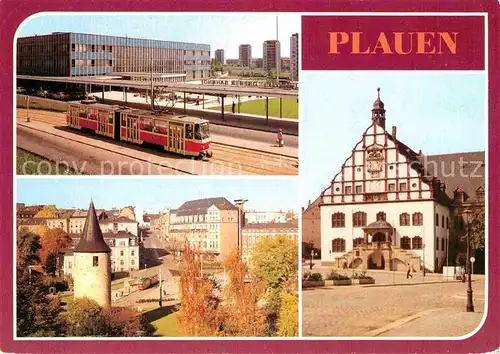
[234,199,248,255]
[464,208,474,312]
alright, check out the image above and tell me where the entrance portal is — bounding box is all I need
[368,251,385,269]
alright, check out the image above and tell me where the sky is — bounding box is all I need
[300,71,486,208]
[16,177,299,218]
[17,13,300,59]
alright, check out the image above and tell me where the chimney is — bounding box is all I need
[392,126,397,139]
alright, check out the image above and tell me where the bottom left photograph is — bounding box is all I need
[15,177,299,338]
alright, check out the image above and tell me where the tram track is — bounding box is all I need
[16,108,297,175]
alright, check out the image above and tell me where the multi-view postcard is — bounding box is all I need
[0,3,498,354]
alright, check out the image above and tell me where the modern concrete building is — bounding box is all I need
[238,44,252,67]
[290,33,299,81]
[263,40,281,73]
[242,222,299,261]
[215,49,225,65]
[72,201,111,308]
[16,32,211,80]
[244,210,287,224]
[169,197,239,261]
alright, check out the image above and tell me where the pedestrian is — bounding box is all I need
[232,101,236,114]
[406,263,413,279]
[196,96,200,106]
[276,129,284,147]
[461,267,466,282]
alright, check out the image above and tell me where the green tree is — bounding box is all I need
[250,235,298,309]
[267,68,277,79]
[469,205,485,250]
[65,298,108,336]
[276,292,298,337]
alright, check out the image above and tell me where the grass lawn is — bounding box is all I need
[111,281,125,290]
[149,310,182,337]
[209,98,298,119]
[17,148,80,175]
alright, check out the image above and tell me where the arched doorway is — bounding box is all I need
[372,232,386,242]
[367,251,385,269]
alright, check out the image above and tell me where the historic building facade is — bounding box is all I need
[317,89,485,272]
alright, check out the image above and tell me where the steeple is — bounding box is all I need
[74,200,111,253]
[372,87,386,129]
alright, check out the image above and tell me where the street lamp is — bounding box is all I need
[309,241,315,270]
[234,199,248,254]
[463,208,474,312]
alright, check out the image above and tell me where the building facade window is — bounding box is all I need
[93,256,99,267]
[131,250,135,256]
[345,186,352,194]
[332,238,346,252]
[353,237,364,247]
[120,250,124,256]
[436,237,439,250]
[376,211,386,221]
[400,213,410,226]
[442,215,445,228]
[388,183,396,192]
[400,236,411,250]
[446,217,450,229]
[412,212,423,226]
[412,236,423,249]
[436,213,439,226]
[353,212,367,227]
[355,185,363,194]
[331,213,345,228]
[399,182,407,191]
[441,238,445,251]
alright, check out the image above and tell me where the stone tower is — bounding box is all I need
[73,200,111,308]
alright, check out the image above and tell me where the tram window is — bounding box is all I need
[195,123,210,140]
[186,124,194,139]
[121,116,126,126]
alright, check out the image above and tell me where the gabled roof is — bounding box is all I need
[176,197,237,216]
[74,201,111,253]
[99,215,137,224]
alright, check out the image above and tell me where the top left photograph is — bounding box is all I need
[15,13,299,175]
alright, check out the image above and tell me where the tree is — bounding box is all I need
[104,307,154,337]
[468,205,485,250]
[267,68,277,79]
[250,235,298,309]
[276,292,298,337]
[39,228,72,272]
[177,242,223,336]
[222,248,267,337]
[34,205,59,218]
[17,230,41,268]
[65,298,108,336]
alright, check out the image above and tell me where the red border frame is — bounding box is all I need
[1,0,499,352]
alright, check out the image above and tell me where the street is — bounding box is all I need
[302,275,485,337]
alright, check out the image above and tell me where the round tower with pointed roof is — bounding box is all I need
[372,87,386,129]
[73,200,111,308]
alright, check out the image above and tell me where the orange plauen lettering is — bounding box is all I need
[417,32,436,54]
[371,32,393,54]
[328,32,350,54]
[351,32,371,54]
[438,32,458,54]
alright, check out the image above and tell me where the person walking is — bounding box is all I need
[232,101,236,114]
[276,129,284,147]
[196,96,200,106]
[407,263,413,279]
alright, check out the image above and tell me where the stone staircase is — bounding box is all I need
[325,242,434,273]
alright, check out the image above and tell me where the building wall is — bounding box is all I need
[263,40,281,73]
[290,33,299,81]
[245,211,285,224]
[239,45,252,67]
[46,218,70,233]
[219,209,239,260]
[215,49,225,65]
[16,32,71,76]
[242,226,298,261]
[69,217,86,234]
[108,238,140,272]
[73,252,111,308]
[100,221,138,236]
[301,199,321,247]
[320,200,439,270]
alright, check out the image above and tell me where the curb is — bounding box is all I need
[212,140,298,159]
[366,309,440,336]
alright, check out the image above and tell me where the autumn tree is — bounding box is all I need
[34,205,59,218]
[177,242,223,336]
[222,248,267,337]
[39,228,72,275]
[17,230,41,268]
[276,292,298,337]
[105,307,154,337]
[65,298,108,336]
[468,205,485,250]
[250,235,298,309]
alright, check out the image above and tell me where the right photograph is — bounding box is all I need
[301,72,486,337]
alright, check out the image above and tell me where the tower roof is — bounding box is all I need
[372,87,385,110]
[74,201,111,253]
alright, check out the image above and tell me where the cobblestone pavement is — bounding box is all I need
[302,278,485,337]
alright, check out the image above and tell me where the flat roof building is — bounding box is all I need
[263,40,281,73]
[290,33,299,81]
[238,44,252,67]
[16,32,211,81]
[215,49,225,65]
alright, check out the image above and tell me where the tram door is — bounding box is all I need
[97,110,107,135]
[126,115,139,142]
[168,123,184,154]
[69,105,79,127]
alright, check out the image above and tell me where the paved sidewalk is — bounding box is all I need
[211,132,298,158]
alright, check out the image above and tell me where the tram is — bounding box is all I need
[66,100,212,158]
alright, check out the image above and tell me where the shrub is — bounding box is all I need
[302,271,311,281]
[325,270,350,281]
[306,273,323,281]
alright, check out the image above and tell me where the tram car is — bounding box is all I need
[66,100,212,158]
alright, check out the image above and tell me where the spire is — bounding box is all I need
[74,200,111,253]
[371,87,386,129]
